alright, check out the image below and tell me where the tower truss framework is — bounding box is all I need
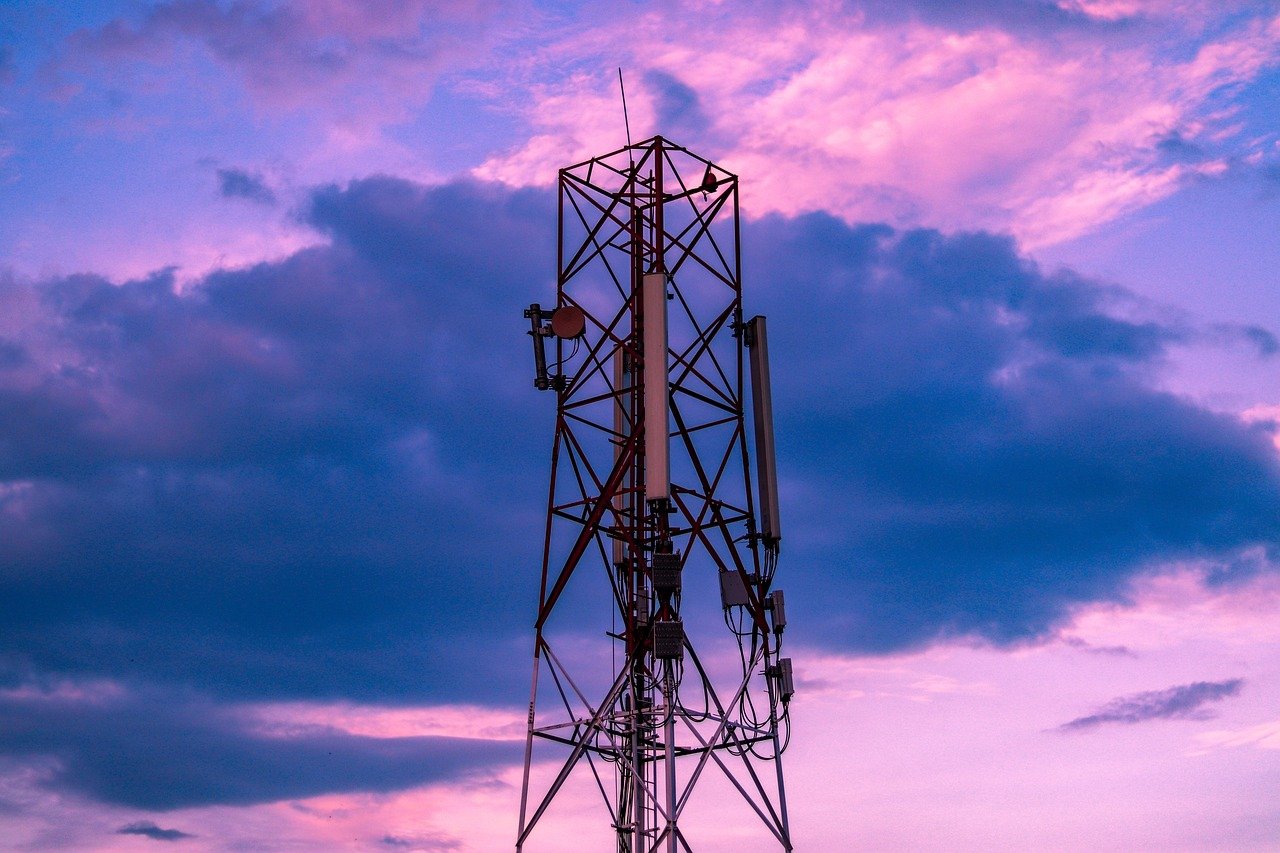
[518,136,792,852]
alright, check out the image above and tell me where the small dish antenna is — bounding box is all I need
[550,305,586,339]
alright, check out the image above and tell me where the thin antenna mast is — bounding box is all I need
[618,68,634,151]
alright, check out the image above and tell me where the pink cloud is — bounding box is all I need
[477,6,1280,248]
[3,562,1277,850]
[1242,404,1280,451]
[1063,558,1280,651]
[245,701,525,741]
[237,565,1280,849]
[1193,718,1280,752]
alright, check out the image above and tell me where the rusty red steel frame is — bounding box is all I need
[518,136,792,852]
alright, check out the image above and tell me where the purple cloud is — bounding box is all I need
[0,176,1278,808]
[747,215,1280,650]
[1,177,1278,712]
[1058,679,1246,731]
[216,167,275,205]
[0,46,14,86]
[55,0,501,115]
[381,833,462,850]
[117,820,195,841]
[0,687,515,809]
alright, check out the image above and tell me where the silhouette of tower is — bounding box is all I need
[519,136,793,852]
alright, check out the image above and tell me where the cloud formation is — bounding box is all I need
[380,832,463,850]
[1058,678,1245,730]
[747,214,1280,649]
[1,177,1277,696]
[0,687,514,809]
[0,179,552,706]
[217,168,276,205]
[1,176,1278,809]
[55,0,501,120]
[117,820,195,841]
[477,2,1280,246]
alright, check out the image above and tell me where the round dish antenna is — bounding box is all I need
[550,305,586,339]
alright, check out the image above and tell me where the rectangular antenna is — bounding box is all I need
[643,272,669,503]
[613,347,627,565]
[747,315,780,544]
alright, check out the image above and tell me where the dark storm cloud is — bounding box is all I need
[216,167,276,205]
[0,179,553,706]
[1202,545,1277,586]
[0,689,514,809]
[744,213,1280,649]
[117,820,195,841]
[1057,678,1245,731]
[0,176,1278,804]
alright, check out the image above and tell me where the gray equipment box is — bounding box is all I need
[651,552,682,594]
[719,571,750,608]
[768,589,786,633]
[775,657,794,703]
[653,620,684,660]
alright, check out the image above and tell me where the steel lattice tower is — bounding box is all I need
[519,136,793,852]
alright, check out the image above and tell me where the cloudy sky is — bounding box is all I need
[2,1,1279,849]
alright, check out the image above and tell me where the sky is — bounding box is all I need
[1,0,1279,849]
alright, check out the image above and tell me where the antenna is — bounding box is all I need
[747,315,781,547]
[642,271,669,504]
[618,67,634,150]
[518,137,794,851]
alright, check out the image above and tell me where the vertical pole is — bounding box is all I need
[629,161,647,853]
[664,670,677,853]
[651,136,680,853]
[772,735,793,852]
[517,655,539,853]
[766,660,793,852]
[613,349,626,567]
[732,179,765,582]
[519,173,570,852]
[653,136,665,272]
[614,169,633,853]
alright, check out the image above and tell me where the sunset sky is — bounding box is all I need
[2,1,1280,849]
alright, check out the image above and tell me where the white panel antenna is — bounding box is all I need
[643,271,670,504]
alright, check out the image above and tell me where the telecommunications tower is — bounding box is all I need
[519,136,793,851]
